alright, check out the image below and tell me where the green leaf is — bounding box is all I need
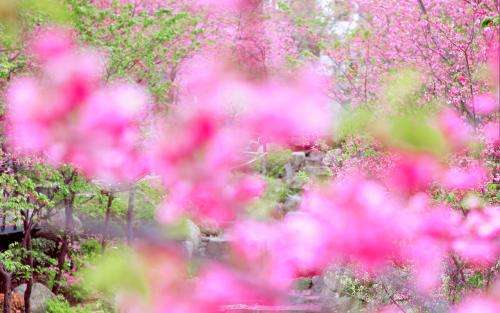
[481,16,500,28]
[83,247,149,297]
[388,114,447,155]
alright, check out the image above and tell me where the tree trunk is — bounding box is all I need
[126,186,136,245]
[52,191,75,294]
[0,263,11,313]
[101,192,114,250]
[22,214,33,313]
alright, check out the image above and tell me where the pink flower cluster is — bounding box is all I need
[118,247,276,313]
[4,21,499,312]
[150,104,265,225]
[330,0,496,108]
[230,165,499,293]
[229,176,413,289]
[151,56,331,225]
[6,28,148,184]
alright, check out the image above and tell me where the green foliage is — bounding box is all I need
[386,114,447,155]
[0,249,29,275]
[46,296,101,313]
[336,106,373,140]
[294,277,312,290]
[135,179,164,221]
[248,176,293,218]
[83,246,148,297]
[75,178,162,223]
[467,271,485,289]
[0,0,70,41]
[5,240,57,280]
[46,296,74,313]
[295,170,312,185]
[333,272,375,306]
[0,163,68,226]
[383,69,422,110]
[77,300,113,313]
[483,182,500,205]
[0,39,27,81]
[80,239,102,257]
[66,0,202,103]
[277,1,291,13]
[264,149,292,178]
[481,15,500,28]
[64,282,91,304]
[335,68,448,156]
[18,0,70,23]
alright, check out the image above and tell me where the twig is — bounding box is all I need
[381,283,407,313]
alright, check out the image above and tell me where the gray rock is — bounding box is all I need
[284,163,295,181]
[46,210,83,234]
[310,275,324,293]
[305,150,325,166]
[282,194,302,212]
[183,219,201,257]
[14,283,55,313]
[321,269,368,313]
[198,236,230,261]
[303,165,331,178]
[290,151,306,170]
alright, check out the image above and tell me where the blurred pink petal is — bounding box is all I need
[472,94,498,115]
[441,163,488,190]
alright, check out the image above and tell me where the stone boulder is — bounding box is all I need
[46,210,83,234]
[183,219,201,258]
[197,236,230,261]
[282,194,302,213]
[290,151,306,170]
[14,283,55,313]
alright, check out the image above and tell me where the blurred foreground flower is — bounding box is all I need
[6,28,149,184]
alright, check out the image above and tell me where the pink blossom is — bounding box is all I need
[417,206,462,244]
[453,293,500,313]
[151,57,333,224]
[6,29,147,184]
[482,121,499,146]
[386,152,441,195]
[453,206,500,265]
[487,39,499,88]
[437,108,472,150]
[30,27,75,62]
[196,0,246,11]
[280,212,334,276]
[195,264,277,310]
[177,56,332,146]
[301,177,416,272]
[471,94,498,115]
[376,305,403,313]
[150,104,261,225]
[243,69,332,145]
[5,78,49,152]
[404,206,462,291]
[119,247,279,313]
[229,220,297,289]
[408,238,447,291]
[441,162,488,190]
[331,0,495,107]
[73,83,150,183]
